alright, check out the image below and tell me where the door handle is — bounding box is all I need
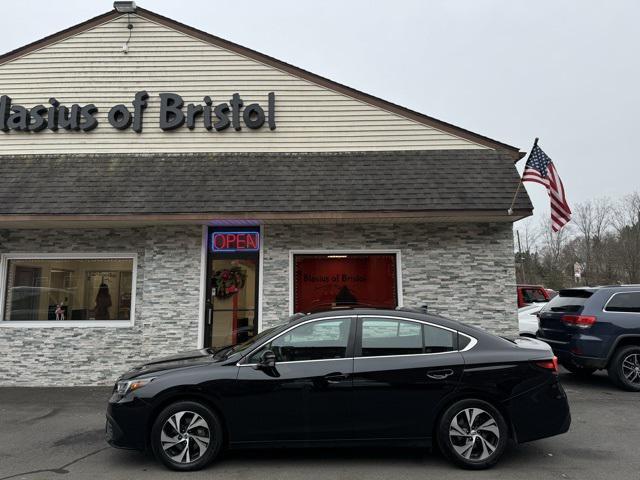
[427,369,454,380]
[324,372,348,383]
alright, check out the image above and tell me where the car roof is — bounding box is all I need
[558,287,599,293]
[595,284,640,289]
[561,285,640,292]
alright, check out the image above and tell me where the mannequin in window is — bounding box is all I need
[55,304,65,321]
[95,283,112,320]
[335,285,357,306]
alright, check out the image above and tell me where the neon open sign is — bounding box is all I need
[212,231,260,252]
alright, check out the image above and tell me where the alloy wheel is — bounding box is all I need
[449,408,500,461]
[622,353,640,386]
[161,410,211,464]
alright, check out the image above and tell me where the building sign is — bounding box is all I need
[0,91,276,133]
[293,254,398,313]
[211,231,260,253]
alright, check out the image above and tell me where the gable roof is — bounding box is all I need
[0,6,523,158]
[0,150,532,223]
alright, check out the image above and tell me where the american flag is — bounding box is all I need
[522,143,572,232]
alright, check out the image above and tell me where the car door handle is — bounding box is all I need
[324,372,348,383]
[427,369,454,380]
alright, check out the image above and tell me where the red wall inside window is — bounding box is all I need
[294,254,398,313]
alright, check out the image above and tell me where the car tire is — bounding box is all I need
[562,362,596,377]
[437,399,508,470]
[607,346,640,392]
[151,400,223,471]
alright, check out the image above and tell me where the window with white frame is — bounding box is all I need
[1,255,136,322]
[292,252,399,313]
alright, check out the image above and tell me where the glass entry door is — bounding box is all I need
[205,227,260,349]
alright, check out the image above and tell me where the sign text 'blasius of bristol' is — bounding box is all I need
[0,91,276,133]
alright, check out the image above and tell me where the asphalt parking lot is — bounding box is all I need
[0,369,638,480]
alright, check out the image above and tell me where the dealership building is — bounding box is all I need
[0,4,532,385]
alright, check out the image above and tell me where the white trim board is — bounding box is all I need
[257,224,265,333]
[197,225,208,348]
[287,249,404,316]
[0,252,138,328]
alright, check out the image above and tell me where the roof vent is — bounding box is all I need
[114,1,137,13]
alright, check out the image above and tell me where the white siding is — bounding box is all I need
[0,14,488,154]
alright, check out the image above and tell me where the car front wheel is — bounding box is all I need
[608,346,640,392]
[437,399,508,469]
[151,400,223,471]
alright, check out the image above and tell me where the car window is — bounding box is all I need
[542,290,592,313]
[605,292,640,313]
[522,288,548,303]
[458,334,471,350]
[423,324,457,353]
[361,318,422,357]
[249,318,352,363]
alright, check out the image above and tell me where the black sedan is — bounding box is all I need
[106,308,570,471]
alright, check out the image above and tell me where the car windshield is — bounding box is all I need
[219,313,311,359]
[217,325,283,359]
[521,288,548,303]
[542,290,593,313]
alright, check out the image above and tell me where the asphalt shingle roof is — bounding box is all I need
[0,150,532,215]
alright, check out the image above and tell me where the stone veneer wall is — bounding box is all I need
[0,226,202,386]
[261,223,517,335]
[0,222,517,386]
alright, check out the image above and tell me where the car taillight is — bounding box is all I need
[535,356,559,374]
[561,314,597,328]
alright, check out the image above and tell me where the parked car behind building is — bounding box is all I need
[518,303,545,337]
[517,285,550,308]
[537,286,640,391]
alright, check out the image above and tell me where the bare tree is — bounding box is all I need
[517,217,541,252]
[537,217,573,288]
[612,192,640,283]
[572,197,613,284]
[539,218,570,263]
[512,191,640,289]
[513,218,542,284]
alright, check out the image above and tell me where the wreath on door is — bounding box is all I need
[212,266,247,299]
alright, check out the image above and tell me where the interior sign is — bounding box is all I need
[212,231,260,253]
[0,91,276,133]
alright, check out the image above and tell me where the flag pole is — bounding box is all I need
[508,137,538,215]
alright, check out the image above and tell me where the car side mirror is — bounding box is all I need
[253,349,276,370]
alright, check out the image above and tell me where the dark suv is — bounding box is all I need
[537,286,640,391]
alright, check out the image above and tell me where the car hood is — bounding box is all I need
[119,349,217,380]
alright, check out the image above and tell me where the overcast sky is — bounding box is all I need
[3,1,638,227]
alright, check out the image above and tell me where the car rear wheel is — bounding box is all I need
[151,401,223,471]
[437,399,508,469]
[608,346,640,392]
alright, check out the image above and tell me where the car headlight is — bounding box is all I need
[115,377,155,396]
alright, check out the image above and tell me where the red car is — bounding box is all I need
[517,284,551,308]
